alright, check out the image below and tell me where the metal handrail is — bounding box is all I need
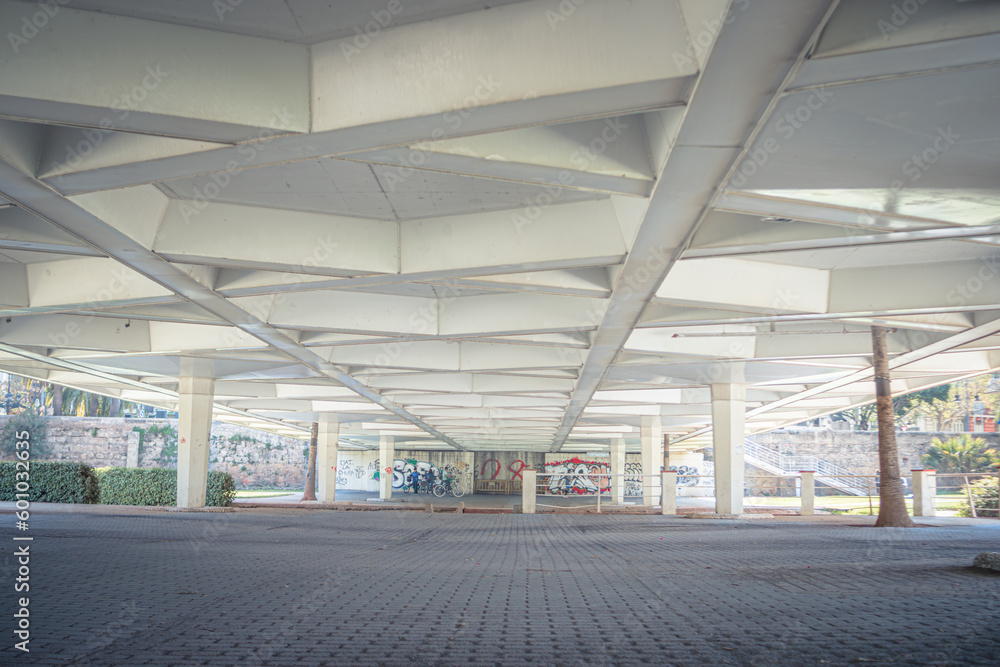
[744,439,869,495]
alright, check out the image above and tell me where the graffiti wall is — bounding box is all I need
[540,457,611,495]
[473,452,545,482]
[335,450,474,493]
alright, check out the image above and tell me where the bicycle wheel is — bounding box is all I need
[451,483,465,498]
[402,485,411,493]
[432,484,446,498]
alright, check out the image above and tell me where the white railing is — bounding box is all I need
[744,439,868,496]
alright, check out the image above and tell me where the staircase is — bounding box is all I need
[743,439,869,496]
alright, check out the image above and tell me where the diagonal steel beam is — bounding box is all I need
[0,160,467,450]
[550,0,842,452]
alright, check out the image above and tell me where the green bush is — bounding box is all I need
[958,477,999,518]
[923,435,999,474]
[0,461,98,504]
[0,412,49,459]
[94,467,235,507]
[207,470,236,506]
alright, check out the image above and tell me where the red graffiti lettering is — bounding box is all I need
[507,460,528,481]
[480,458,501,480]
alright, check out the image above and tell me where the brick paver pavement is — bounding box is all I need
[2,507,999,666]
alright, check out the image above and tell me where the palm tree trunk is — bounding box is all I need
[301,422,318,501]
[88,393,99,417]
[872,326,914,528]
[51,386,63,416]
[109,398,121,418]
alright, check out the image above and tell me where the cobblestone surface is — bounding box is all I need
[2,509,999,666]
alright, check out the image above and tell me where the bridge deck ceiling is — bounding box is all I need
[0,0,998,450]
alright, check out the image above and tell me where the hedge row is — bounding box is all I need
[0,462,234,507]
[94,468,235,507]
[0,461,99,504]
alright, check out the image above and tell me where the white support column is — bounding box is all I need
[610,437,626,504]
[316,415,340,503]
[711,383,746,515]
[800,471,815,516]
[640,416,662,506]
[522,470,537,514]
[176,374,215,509]
[126,430,140,468]
[912,469,935,517]
[379,435,394,501]
[661,471,677,516]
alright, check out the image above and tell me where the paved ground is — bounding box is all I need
[2,506,999,666]
[235,490,720,511]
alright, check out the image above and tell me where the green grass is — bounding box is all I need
[234,489,303,499]
[745,495,966,515]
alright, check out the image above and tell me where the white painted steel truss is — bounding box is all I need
[0,0,998,452]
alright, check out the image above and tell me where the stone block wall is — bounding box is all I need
[750,428,1000,475]
[0,416,309,489]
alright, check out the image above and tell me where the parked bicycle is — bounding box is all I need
[433,478,465,498]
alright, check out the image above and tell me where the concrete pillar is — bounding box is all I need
[316,415,340,502]
[177,375,215,509]
[379,434,394,501]
[711,383,746,515]
[610,438,626,504]
[640,415,662,506]
[662,434,670,473]
[800,471,815,516]
[126,430,140,468]
[522,470,537,514]
[912,469,935,517]
[661,471,677,515]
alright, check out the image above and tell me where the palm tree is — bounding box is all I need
[922,434,999,473]
[50,385,64,416]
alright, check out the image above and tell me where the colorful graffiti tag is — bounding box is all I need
[542,458,611,495]
[670,465,701,487]
[624,462,643,497]
[391,459,442,488]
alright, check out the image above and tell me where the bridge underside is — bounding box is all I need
[0,0,998,461]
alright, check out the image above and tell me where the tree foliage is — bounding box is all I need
[921,435,1000,474]
[0,411,49,459]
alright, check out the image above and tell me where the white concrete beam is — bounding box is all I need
[0,2,309,142]
[657,258,829,314]
[310,0,694,133]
